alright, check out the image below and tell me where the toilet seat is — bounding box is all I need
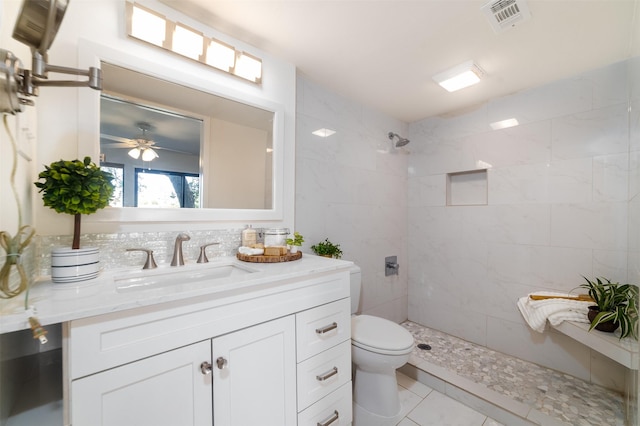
[351,315,414,355]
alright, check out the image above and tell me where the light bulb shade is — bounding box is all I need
[141,147,159,161]
[128,147,141,159]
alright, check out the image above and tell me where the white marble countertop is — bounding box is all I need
[0,254,353,334]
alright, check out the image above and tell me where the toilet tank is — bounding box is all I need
[349,265,361,314]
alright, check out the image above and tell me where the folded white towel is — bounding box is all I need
[238,246,264,255]
[517,291,592,333]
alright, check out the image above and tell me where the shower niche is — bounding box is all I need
[446,169,488,206]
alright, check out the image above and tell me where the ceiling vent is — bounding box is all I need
[481,0,531,33]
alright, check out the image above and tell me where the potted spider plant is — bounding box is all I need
[285,231,304,253]
[311,238,343,259]
[578,276,638,340]
[35,157,114,283]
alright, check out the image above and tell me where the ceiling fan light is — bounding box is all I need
[141,147,159,161]
[128,147,141,159]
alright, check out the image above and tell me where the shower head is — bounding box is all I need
[388,132,410,147]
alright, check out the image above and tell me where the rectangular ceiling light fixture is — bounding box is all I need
[126,2,262,84]
[433,60,484,92]
[312,128,336,137]
[489,118,519,130]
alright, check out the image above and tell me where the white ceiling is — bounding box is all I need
[161,0,639,123]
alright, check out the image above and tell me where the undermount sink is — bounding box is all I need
[114,261,259,293]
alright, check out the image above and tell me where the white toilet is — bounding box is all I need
[350,265,415,426]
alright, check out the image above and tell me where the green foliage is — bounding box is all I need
[286,232,305,246]
[579,276,638,340]
[311,238,342,259]
[34,157,114,216]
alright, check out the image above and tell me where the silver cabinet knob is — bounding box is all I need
[216,357,228,369]
[200,361,213,375]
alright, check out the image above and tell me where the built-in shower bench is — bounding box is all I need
[551,321,638,370]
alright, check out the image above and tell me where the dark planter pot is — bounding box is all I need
[588,306,619,333]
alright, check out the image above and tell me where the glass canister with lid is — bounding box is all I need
[264,228,289,247]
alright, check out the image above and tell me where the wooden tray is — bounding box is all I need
[236,251,302,263]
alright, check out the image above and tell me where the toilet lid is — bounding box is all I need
[351,315,414,355]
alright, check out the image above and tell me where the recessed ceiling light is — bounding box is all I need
[490,118,519,130]
[433,60,484,92]
[312,128,336,137]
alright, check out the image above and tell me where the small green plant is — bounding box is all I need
[286,231,304,247]
[578,276,638,340]
[35,157,114,250]
[311,238,342,259]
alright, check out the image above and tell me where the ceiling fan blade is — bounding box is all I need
[100,133,134,144]
[102,142,134,148]
[154,146,197,155]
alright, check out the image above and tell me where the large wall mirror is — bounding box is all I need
[100,63,274,210]
[77,40,289,226]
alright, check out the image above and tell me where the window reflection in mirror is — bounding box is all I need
[99,62,275,210]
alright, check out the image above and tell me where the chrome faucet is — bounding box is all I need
[171,233,191,266]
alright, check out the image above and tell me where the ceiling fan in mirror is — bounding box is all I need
[101,121,191,162]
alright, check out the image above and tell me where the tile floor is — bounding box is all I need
[395,371,504,425]
[399,321,625,426]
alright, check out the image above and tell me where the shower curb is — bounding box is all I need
[399,359,572,426]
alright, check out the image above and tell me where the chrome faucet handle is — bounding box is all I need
[197,243,220,264]
[126,248,158,269]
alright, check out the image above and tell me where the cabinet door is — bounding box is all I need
[212,315,296,426]
[72,341,211,426]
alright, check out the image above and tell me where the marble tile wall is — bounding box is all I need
[294,75,409,322]
[407,58,639,392]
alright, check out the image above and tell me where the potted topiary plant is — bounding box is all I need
[285,231,304,253]
[35,157,114,283]
[311,238,343,259]
[578,276,638,340]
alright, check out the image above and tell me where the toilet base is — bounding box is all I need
[353,401,402,426]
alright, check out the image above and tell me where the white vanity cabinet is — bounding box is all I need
[296,298,353,426]
[71,340,213,425]
[64,267,350,426]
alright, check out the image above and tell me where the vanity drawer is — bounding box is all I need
[297,381,352,426]
[296,298,350,361]
[297,340,351,411]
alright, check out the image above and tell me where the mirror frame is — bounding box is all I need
[77,40,287,226]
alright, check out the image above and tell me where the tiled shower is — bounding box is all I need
[296,57,639,422]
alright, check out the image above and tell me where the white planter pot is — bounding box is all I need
[289,245,299,254]
[51,247,100,283]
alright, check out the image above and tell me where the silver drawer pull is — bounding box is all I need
[315,322,338,334]
[317,410,339,426]
[316,367,338,381]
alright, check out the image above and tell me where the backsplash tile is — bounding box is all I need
[35,229,243,277]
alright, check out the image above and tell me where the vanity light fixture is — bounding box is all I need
[312,128,336,137]
[489,118,519,130]
[126,2,263,84]
[129,5,166,47]
[172,23,204,60]
[206,39,236,72]
[432,60,484,92]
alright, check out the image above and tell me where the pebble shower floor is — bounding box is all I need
[401,321,625,426]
